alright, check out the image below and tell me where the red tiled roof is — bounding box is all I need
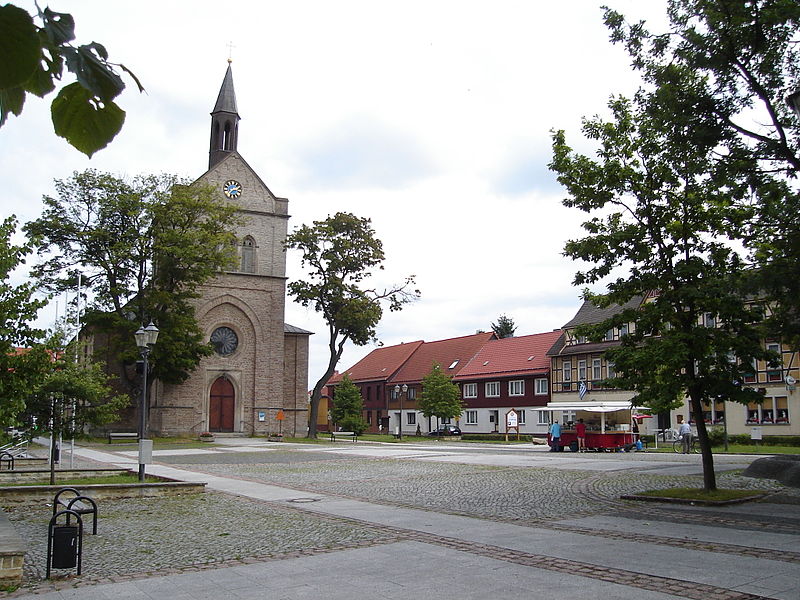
[389,332,497,384]
[453,330,563,380]
[329,341,423,384]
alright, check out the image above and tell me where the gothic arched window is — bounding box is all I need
[241,236,256,273]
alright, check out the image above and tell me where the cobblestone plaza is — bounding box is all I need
[4,441,799,599]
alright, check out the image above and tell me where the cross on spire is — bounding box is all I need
[226,41,235,64]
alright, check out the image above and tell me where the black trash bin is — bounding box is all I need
[51,524,78,568]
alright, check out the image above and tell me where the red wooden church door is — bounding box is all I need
[209,377,235,432]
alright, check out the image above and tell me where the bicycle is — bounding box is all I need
[672,436,699,453]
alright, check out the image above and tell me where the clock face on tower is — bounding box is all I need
[223,180,242,198]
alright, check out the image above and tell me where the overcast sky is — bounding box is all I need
[2,0,669,386]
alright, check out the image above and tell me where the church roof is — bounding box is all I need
[284,323,313,335]
[212,63,239,115]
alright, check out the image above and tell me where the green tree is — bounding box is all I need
[0,3,143,156]
[331,374,367,434]
[603,0,800,346]
[285,212,419,438]
[20,339,128,484]
[491,314,516,338]
[0,216,48,428]
[550,88,770,491]
[24,170,240,391]
[418,362,463,433]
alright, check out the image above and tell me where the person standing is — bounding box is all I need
[549,420,561,452]
[576,418,587,452]
[677,415,692,454]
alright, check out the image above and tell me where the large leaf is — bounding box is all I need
[40,7,75,46]
[63,43,125,102]
[0,4,40,89]
[0,86,25,127]
[51,82,125,157]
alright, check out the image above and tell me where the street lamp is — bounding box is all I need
[393,384,408,440]
[134,322,159,481]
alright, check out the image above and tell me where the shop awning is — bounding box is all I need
[532,401,645,414]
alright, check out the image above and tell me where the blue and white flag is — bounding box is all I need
[578,380,587,400]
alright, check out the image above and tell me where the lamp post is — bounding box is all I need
[134,322,159,482]
[393,384,408,439]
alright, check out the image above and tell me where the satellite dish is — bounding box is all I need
[786,375,797,386]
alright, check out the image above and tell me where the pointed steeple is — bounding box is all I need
[209,62,241,169]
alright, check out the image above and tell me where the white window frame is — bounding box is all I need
[509,380,525,397]
[517,409,526,425]
[485,381,500,397]
[562,361,572,382]
[538,410,551,425]
[534,378,548,395]
[592,359,602,381]
[606,361,615,378]
[465,410,478,425]
[578,360,587,381]
[463,383,477,398]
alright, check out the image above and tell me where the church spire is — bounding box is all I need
[209,63,241,169]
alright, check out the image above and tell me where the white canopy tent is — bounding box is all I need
[532,401,650,433]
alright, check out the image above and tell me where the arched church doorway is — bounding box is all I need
[209,377,235,432]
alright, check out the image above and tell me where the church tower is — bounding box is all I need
[209,62,240,169]
[149,64,310,437]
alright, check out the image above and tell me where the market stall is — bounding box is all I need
[536,400,647,451]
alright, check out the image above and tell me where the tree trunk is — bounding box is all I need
[689,392,716,491]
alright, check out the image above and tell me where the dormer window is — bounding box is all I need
[448,360,459,369]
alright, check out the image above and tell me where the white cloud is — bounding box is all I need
[2,0,670,386]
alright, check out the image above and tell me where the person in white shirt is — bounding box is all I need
[677,415,692,453]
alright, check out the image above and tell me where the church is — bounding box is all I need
[147,63,311,437]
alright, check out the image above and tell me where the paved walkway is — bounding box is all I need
[8,440,800,599]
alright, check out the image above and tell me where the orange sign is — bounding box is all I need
[276,410,285,421]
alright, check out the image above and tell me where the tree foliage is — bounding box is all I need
[418,362,463,428]
[0,3,143,156]
[20,336,128,483]
[0,216,48,427]
[331,374,367,434]
[285,212,419,438]
[604,0,800,346]
[24,170,240,388]
[491,314,516,338]
[550,78,769,492]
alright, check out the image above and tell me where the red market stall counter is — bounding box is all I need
[548,430,636,452]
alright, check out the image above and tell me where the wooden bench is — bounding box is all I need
[107,432,138,443]
[52,488,98,535]
[329,431,358,443]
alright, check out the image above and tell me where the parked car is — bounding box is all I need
[428,425,461,436]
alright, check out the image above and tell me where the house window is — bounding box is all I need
[562,361,572,382]
[562,410,577,425]
[578,360,587,381]
[407,387,416,400]
[465,410,478,424]
[619,323,629,336]
[463,383,477,398]
[766,342,782,382]
[517,409,526,425]
[704,312,715,328]
[746,396,789,425]
[592,359,602,381]
[606,361,615,378]
[240,236,256,273]
[743,357,757,384]
[509,380,524,396]
[534,378,548,395]
[538,410,551,425]
[485,381,500,397]
[406,412,416,425]
[605,329,614,341]
[366,411,372,424]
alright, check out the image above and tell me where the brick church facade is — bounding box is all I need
[144,64,311,437]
